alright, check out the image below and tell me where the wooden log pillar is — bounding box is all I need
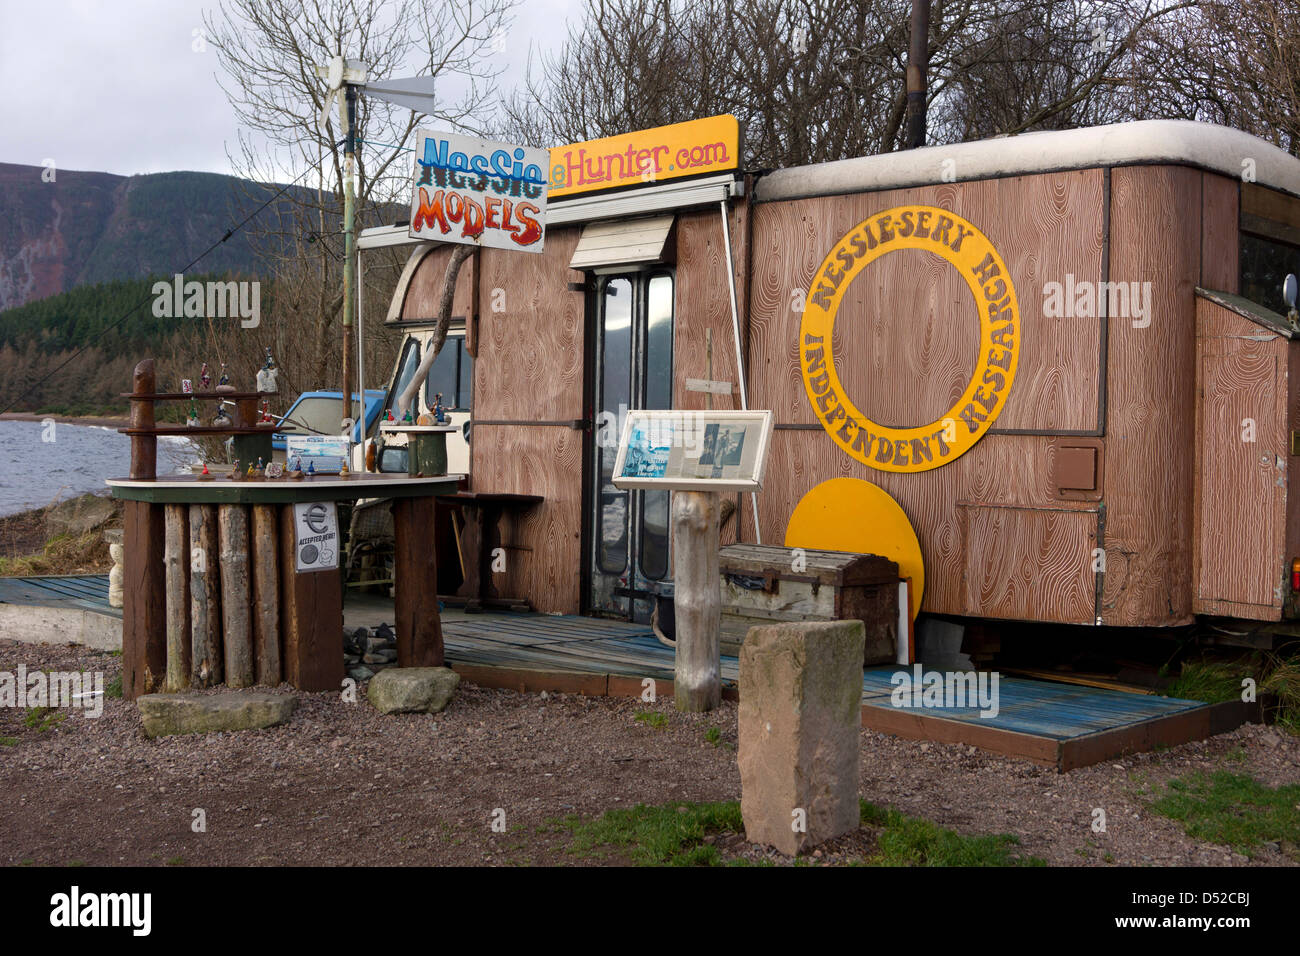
[121,501,165,700]
[163,504,191,692]
[129,359,156,480]
[279,504,344,691]
[671,490,721,712]
[219,505,254,687]
[393,495,444,666]
[251,505,281,685]
[189,503,222,688]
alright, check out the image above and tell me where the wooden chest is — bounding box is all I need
[717,544,900,663]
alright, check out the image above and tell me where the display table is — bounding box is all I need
[108,473,461,698]
[435,491,544,611]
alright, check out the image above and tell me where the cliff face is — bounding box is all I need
[0,163,281,312]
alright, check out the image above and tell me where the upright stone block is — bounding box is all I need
[738,620,865,855]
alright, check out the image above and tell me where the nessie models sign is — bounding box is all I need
[409,130,548,252]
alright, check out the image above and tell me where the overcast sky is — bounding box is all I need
[0,0,573,178]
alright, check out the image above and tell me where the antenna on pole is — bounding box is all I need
[312,56,441,447]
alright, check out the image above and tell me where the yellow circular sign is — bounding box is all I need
[799,205,1019,473]
[786,478,925,620]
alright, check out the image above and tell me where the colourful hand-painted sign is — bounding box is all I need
[548,115,740,198]
[408,130,548,253]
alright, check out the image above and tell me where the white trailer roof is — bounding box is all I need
[755,120,1300,202]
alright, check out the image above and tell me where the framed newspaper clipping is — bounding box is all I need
[611,409,774,493]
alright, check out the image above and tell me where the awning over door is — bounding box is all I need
[569,215,674,270]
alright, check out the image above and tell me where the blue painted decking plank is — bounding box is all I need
[860,666,1205,741]
[0,574,111,609]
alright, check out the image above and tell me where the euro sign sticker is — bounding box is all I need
[294,501,339,573]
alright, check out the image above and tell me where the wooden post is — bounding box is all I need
[163,504,191,692]
[393,496,444,666]
[671,490,721,712]
[129,359,157,480]
[251,504,281,686]
[219,505,254,688]
[189,503,222,688]
[279,504,344,691]
[121,501,165,699]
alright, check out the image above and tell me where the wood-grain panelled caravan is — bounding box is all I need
[369,119,1300,633]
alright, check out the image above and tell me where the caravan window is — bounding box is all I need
[1241,233,1300,314]
[385,339,421,417]
[423,336,473,412]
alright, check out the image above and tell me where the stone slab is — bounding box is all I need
[137,691,296,738]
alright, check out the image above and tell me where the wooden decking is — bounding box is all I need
[0,573,119,618]
[0,575,1258,769]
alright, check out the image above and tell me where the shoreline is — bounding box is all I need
[0,411,130,428]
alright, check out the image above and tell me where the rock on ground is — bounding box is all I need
[137,691,296,738]
[44,492,119,538]
[739,620,865,856]
[368,667,460,715]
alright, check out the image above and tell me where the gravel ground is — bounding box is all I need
[0,639,1296,867]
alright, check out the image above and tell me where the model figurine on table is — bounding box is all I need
[186,399,200,428]
[259,400,275,425]
[228,459,241,480]
[217,362,232,391]
[432,392,449,425]
[212,404,232,427]
[287,456,304,479]
[199,363,212,390]
[256,349,279,394]
[198,462,214,481]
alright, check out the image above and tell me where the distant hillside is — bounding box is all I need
[0,164,299,312]
[0,274,241,414]
[0,274,226,354]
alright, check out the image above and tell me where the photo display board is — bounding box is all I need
[611,410,774,492]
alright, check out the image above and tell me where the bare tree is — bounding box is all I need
[1142,0,1300,154]
[196,0,513,396]
[501,0,1200,167]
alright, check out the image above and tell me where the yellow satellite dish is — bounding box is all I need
[784,477,924,620]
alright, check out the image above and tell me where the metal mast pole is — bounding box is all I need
[341,84,357,437]
[905,0,930,149]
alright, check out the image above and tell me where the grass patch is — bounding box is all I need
[1168,650,1300,734]
[557,799,1043,867]
[1263,655,1300,735]
[22,707,66,732]
[1167,656,1259,704]
[858,803,1044,867]
[634,711,668,730]
[704,726,722,746]
[563,800,744,865]
[1148,771,1300,859]
[0,530,110,577]
[105,674,122,699]
[0,736,17,747]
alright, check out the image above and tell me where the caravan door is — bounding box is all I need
[587,271,674,621]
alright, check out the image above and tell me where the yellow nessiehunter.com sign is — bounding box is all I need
[799,205,1019,474]
[548,115,740,197]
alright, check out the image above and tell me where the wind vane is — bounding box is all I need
[312,55,440,436]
